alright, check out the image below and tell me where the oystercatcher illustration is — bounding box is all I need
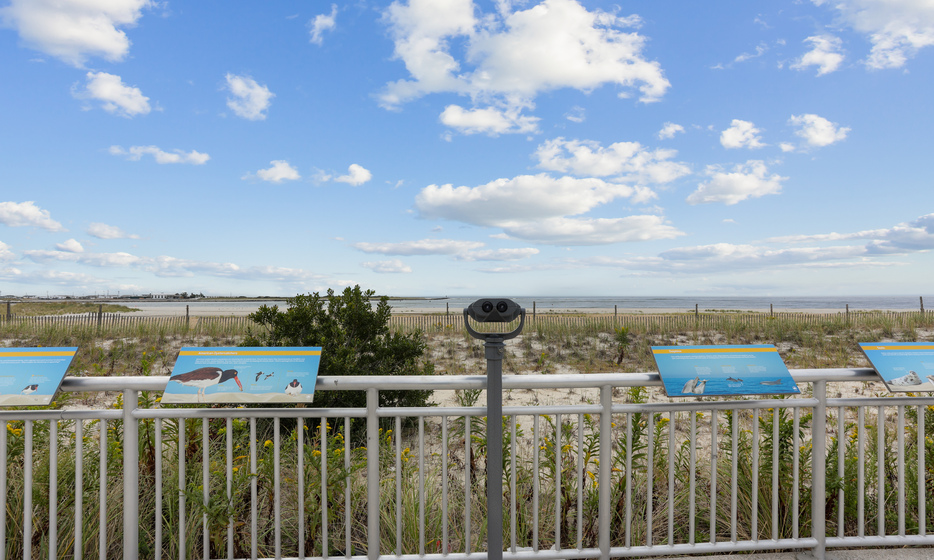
[285,379,302,396]
[170,367,243,402]
[21,384,38,395]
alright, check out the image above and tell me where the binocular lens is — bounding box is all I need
[481,301,494,313]
[496,301,509,313]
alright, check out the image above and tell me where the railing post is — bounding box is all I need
[367,388,380,560]
[599,385,612,560]
[812,380,827,560]
[123,389,139,560]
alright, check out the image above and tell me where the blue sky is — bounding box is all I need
[1,0,933,298]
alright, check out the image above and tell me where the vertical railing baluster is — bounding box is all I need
[577,413,583,550]
[322,418,329,559]
[202,418,209,560]
[858,407,865,537]
[100,418,107,560]
[442,415,449,555]
[419,416,425,556]
[646,410,654,547]
[77,420,84,560]
[227,417,233,560]
[298,417,305,560]
[156,418,163,560]
[122,388,140,560]
[555,412,561,551]
[179,418,186,560]
[689,411,696,545]
[345,416,351,558]
[49,420,58,560]
[752,408,759,541]
[533,414,540,553]
[837,407,845,538]
[1,420,6,560]
[793,407,800,540]
[599,386,611,560]
[731,410,738,544]
[710,410,717,544]
[250,418,257,560]
[366,388,379,560]
[919,405,926,536]
[24,420,32,560]
[395,416,402,554]
[813,380,827,559]
[275,417,281,558]
[772,407,779,541]
[898,405,905,536]
[511,415,517,553]
[465,411,471,554]
[878,405,885,537]
[626,411,633,547]
[668,411,675,546]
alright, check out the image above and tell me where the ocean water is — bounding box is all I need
[666,375,801,397]
[124,294,931,316]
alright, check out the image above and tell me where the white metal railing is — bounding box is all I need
[1,369,933,559]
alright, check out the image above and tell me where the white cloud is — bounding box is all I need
[789,114,850,147]
[817,0,934,69]
[353,238,485,256]
[109,145,210,165]
[309,4,338,45]
[439,104,540,135]
[720,119,765,149]
[0,241,14,261]
[247,160,301,183]
[335,164,373,186]
[0,0,151,67]
[225,74,274,120]
[565,106,586,123]
[458,248,540,261]
[534,137,690,186]
[87,222,138,239]
[687,161,786,206]
[734,43,767,63]
[362,259,412,273]
[0,201,65,231]
[779,142,796,153]
[416,174,639,226]
[56,239,84,253]
[74,71,150,117]
[496,215,684,245]
[791,35,845,76]
[770,213,934,254]
[657,122,685,140]
[380,0,669,123]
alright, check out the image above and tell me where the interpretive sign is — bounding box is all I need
[0,347,77,406]
[859,342,934,392]
[162,347,321,404]
[652,345,799,397]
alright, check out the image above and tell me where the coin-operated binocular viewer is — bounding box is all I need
[463,298,525,560]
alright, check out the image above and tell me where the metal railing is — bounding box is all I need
[2,369,933,559]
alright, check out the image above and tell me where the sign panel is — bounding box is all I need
[859,342,934,392]
[0,347,77,407]
[162,347,321,404]
[652,345,799,397]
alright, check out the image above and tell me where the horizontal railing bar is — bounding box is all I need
[611,398,820,413]
[57,368,880,394]
[827,396,934,406]
[0,410,122,421]
[134,408,367,419]
[825,535,934,547]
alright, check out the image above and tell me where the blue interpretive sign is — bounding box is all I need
[162,347,321,404]
[0,347,77,406]
[859,342,934,392]
[652,345,799,397]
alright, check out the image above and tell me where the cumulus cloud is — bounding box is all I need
[0,201,65,231]
[817,0,934,69]
[309,4,337,45]
[534,137,690,187]
[73,72,150,117]
[0,241,14,261]
[789,114,850,148]
[246,160,301,183]
[353,239,485,256]
[791,35,845,75]
[496,215,683,245]
[225,74,274,120]
[439,104,540,135]
[109,145,210,164]
[770,213,934,254]
[87,222,138,239]
[0,0,151,66]
[686,161,786,206]
[458,248,540,261]
[56,239,84,253]
[657,122,685,140]
[380,0,669,129]
[720,119,765,149]
[362,259,412,273]
[335,164,373,186]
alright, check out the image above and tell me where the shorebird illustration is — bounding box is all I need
[264,372,274,380]
[21,384,38,395]
[170,368,243,402]
[285,379,302,396]
[255,371,264,382]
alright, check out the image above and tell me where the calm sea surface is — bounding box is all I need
[126,295,932,316]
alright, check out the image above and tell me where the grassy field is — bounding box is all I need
[2,300,137,316]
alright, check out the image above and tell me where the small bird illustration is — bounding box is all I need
[285,379,302,396]
[21,384,38,395]
[254,371,264,382]
[264,372,274,380]
[170,368,243,402]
